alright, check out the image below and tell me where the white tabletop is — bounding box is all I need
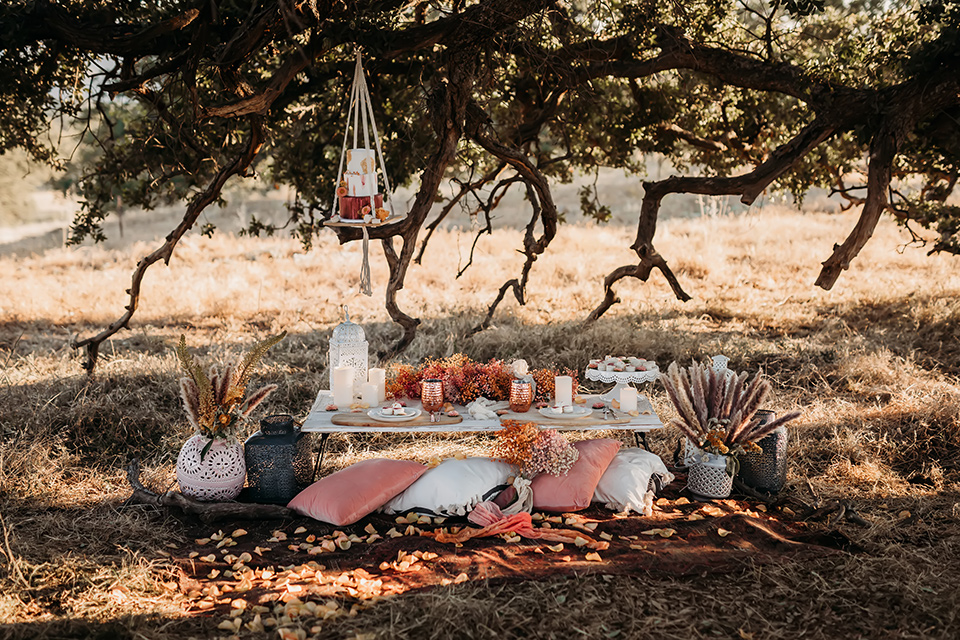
[301,391,664,434]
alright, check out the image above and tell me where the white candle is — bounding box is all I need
[555,375,573,407]
[620,387,638,413]
[368,367,386,402]
[361,382,378,407]
[333,366,354,408]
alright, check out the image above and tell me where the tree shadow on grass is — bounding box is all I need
[1,614,208,640]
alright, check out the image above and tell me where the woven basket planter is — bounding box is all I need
[687,452,734,499]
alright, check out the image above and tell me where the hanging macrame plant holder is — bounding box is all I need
[326,51,404,296]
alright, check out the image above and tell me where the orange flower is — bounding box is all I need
[336,186,347,197]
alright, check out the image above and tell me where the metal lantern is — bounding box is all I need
[738,409,788,493]
[244,414,313,504]
[328,306,368,392]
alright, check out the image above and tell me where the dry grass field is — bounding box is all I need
[1,205,960,639]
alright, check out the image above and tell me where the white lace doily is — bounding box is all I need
[584,367,661,386]
[585,366,660,401]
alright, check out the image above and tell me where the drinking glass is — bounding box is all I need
[509,379,533,413]
[420,379,444,423]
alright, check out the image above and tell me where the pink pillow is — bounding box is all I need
[288,458,427,525]
[531,439,621,512]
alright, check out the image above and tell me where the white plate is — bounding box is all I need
[538,406,593,420]
[367,408,422,422]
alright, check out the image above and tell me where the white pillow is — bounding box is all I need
[593,448,674,515]
[381,457,517,517]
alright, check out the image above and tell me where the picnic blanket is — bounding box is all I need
[169,473,855,614]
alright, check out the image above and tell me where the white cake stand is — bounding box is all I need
[585,366,661,402]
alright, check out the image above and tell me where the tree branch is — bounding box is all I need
[465,101,560,332]
[204,0,557,120]
[584,114,839,323]
[73,116,266,373]
[660,123,728,152]
[414,162,505,265]
[815,130,896,289]
[379,60,477,360]
[29,2,200,55]
[124,459,292,524]
[457,176,521,277]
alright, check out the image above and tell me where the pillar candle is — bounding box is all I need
[620,386,638,413]
[333,366,354,408]
[368,367,386,403]
[555,375,573,407]
[361,382,379,407]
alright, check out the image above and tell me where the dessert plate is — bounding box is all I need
[367,408,422,422]
[538,406,593,420]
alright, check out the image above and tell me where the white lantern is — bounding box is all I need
[328,306,368,393]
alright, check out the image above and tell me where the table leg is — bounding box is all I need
[634,431,650,451]
[311,433,330,482]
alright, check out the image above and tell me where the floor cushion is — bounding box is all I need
[593,447,675,515]
[382,457,516,517]
[288,458,427,526]
[531,438,621,512]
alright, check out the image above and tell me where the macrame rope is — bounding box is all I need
[352,52,361,149]
[330,54,360,219]
[360,64,394,217]
[360,225,372,296]
[332,49,396,295]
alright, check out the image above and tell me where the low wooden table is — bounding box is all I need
[301,391,664,480]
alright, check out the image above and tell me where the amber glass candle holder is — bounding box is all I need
[509,379,533,413]
[421,378,444,422]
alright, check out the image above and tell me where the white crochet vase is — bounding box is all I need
[176,434,246,501]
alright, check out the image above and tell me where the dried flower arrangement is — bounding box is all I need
[492,420,579,478]
[176,332,286,451]
[659,361,800,456]
[385,354,576,405]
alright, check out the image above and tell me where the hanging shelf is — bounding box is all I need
[325,51,405,230]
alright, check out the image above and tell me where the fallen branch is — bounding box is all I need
[732,478,777,504]
[799,498,870,527]
[123,459,293,524]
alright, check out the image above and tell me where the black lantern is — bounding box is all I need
[244,414,313,504]
[737,409,789,493]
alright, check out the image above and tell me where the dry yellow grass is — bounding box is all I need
[1,206,959,637]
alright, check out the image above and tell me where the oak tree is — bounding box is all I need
[2,0,957,370]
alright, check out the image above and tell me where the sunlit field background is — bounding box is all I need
[1,184,959,637]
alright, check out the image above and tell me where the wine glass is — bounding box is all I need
[420,379,444,423]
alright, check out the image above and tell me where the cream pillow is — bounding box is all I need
[382,457,516,517]
[593,447,674,515]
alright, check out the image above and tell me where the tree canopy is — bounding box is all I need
[2,0,958,371]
